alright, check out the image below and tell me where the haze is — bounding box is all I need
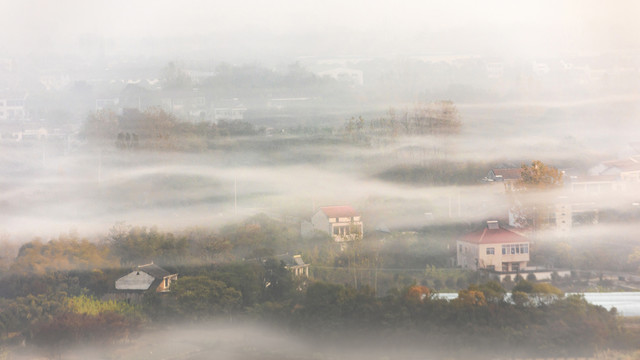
[2,0,639,59]
[1,1,640,359]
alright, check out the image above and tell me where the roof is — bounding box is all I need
[460,227,529,245]
[568,175,619,183]
[137,263,171,279]
[602,157,640,172]
[115,270,155,291]
[274,254,307,267]
[319,206,359,218]
[491,168,523,180]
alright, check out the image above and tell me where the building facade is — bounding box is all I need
[311,205,363,243]
[457,221,530,272]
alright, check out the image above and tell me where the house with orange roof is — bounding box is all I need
[311,205,363,243]
[457,221,529,273]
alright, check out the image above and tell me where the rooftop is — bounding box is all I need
[137,263,172,279]
[460,224,529,245]
[491,168,523,180]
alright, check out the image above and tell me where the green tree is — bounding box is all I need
[171,276,242,319]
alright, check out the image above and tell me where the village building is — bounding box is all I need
[274,254,310,277]
[457,221,530,273]
[589,156,640,183]
[484,168,523,191]
[310,205,363,243]
[0,92,28,122]
[115,262,178,293]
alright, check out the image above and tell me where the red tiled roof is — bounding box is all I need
[320,206,359,218]
[460,227,528,245]
[491,168,523,180]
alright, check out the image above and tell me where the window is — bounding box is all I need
[502,244,529,255]
[512,263,520,272]
[486,247,495,255]
[502,263,509,272]
[164,278,169,288]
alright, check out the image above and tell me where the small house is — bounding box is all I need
[311,206,363,243]
[115,262,178,293]
[457,221,530,273]
[275,254,309,277]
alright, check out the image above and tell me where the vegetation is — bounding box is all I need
[0,216,637,357]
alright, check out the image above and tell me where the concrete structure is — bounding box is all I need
[311,205,363,243]
[457,221,530,272]
[115,263,178,293]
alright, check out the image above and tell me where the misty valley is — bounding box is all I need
[2,2,640,358]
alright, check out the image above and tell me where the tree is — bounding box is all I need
[413,100,461,135]
[82,110,119,145]
[516,160,563,190]
[261,259,294,302]
[510,160,563,230]
[171,276,242,319]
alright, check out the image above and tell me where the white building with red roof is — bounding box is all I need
[457,221,529,272]
[311,205,363,243]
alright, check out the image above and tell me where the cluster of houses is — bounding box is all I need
[485,153,640,234]
[109,151,640,297]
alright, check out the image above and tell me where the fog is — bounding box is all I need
[1,1,640,359]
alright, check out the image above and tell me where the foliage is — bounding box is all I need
[108,224,189,266]
[68,295,140,318]
[376,161,490,186]
[261,258,295,303]
[405,285,431,302]
[516,160,563,190]
[170,276,242,319]
[31,311,139,357]
[369,102,461,137]
[10,235,118,274]
[509,160,563,229]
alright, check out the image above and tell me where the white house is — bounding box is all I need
[311,206,363,243]
[115,263,178,293]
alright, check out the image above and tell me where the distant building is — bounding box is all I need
[484,168,523,191]
[275,254,309,277]
[457,221,530,273]
[311,205,363,244]
[589,156,640,182]
[95,98,120,112]
[0,92,27,121]
[317,67,364,86]
[213,98,246,121]
[115,263,178,293]
[485,62,505,79]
